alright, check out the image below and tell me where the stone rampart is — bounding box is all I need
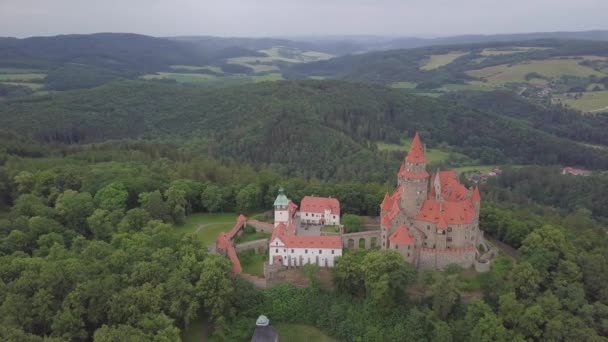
[418,246,476,270]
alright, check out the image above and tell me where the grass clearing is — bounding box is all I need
[275,323,337,342]
[556,90,608,113]
[238,250,266,277]
[466,58,606,86]
[170,65,223,73]
[480,46,551,56]
[377,139,458,163]
[142,72,283,87]
[2,82,45,90]
[175,212,238,245]
[0,73,46,82]
[320,225,341,235]
[391,81,417,89]
[420,51,468,71]
[234,226,271,243]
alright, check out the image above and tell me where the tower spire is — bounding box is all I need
[405,132,426,164]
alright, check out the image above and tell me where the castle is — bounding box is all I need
[379,132,483,269]
[218,132,487,274]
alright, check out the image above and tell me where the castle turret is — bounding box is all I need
[273,187,289,228]
[471,186,481,215]
[399,132,429,219]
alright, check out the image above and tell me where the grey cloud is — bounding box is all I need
[0,0,606,38]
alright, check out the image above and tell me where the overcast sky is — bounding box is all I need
[1,0,607,38]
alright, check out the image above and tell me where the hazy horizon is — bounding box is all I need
[1,0,607,39]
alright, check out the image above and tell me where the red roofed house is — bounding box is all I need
[380,133,484,270]
[299,196,340,225]
[268,190,343,267]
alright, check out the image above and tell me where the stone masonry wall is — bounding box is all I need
[235,239,269,253]
[418,247,476,270]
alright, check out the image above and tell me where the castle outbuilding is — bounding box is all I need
[380,133,484,269]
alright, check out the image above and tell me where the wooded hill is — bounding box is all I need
[286,39,608,88]
[1,80,608,181]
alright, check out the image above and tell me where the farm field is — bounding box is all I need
[228,47,334,73]
[175,212,238,245]
[3,82,45,90]
[275,323,337,342]
[480,46,551,56]
[169,65,223,73]
[557,90,608,113]
[466,58,606,86]
[0,72,46,81]
[141,72,283,87]
[420,51,468,70]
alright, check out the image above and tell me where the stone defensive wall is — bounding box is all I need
[418,246,476,270]
[247,219,274,233]
[235,238,269,253]
[342,230,381,249]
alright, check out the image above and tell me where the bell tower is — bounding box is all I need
[273,187,289,228]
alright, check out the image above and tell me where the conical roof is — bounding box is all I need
[405,132,426,164]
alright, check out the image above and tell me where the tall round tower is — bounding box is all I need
[399,132,429,219]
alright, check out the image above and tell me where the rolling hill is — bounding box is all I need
[1,80,608,181]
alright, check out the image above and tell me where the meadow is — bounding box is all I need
[557,90,608,113]
[238,250,267,277]
[141,72,284,87]
[479,46,551,56]
[420,51,468,71]
[466,58,606,86]
[174,212,239,246]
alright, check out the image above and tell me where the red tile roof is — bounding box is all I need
[281,235,343,249]
[226,215,247,240]
[405,132,426,164]
[437,171,469,202]
[415,199,476,225]
[398,169,430,179]
[437,216,448,230]
[300,196,340,216]
[389,224,414,245]
[472,186,481,202]
[381,214,392,228]
[381,193,393,210]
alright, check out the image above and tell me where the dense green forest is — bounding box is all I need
[286,39,608,88]
[2,80,608,182]
[1,137,608,340]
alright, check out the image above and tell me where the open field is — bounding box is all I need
[2,82,45,90]
[0,73,46,82]
[175,212,238,245]
[238,250,266,277]
[439,81,494,92]
[275,324,337,342]
[466,58,606,86]
[480,46,551,56]
[308,75,327,80]
[228,47,333,73]
[320,225,340,235]
[390,81,417,89]
[557,90,608,113]
[420,51,468,71]
[169,65,224,73]
[142,72,283,87]
[234,227,271,243]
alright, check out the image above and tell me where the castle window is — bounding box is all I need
[447,227,452,232]
[447,237,452,242]
[319,250,322,254]
[305,249,308,253]
[332,250,335,254]
[395,245,398,249]
[276,249,278,253]
[291,249,294,253]
[427,226,430,230]
[407,253,410,257]
[284,249,286,252]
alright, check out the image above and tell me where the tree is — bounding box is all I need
[235,183,261,214]
[165,186,187,225]
[428,273,461,319]
[201,185,223,213]
[94,183,128,211]
[55,190,95,234]
[332,250,366,296]
[117,209,151,233]
[139,190,168,221]
[197,256,235,328]
[342,214,363,233]
[361,250,416,308]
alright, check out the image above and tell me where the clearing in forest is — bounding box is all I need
[420,51,468,71]
[557,90,608,113]
[479,46,551,56]
[466,58,607,86]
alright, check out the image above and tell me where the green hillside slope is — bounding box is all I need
[1,80,608,181]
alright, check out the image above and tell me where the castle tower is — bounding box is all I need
[433,170,442,201]
[399,132,429,219]
[273,187,289,228]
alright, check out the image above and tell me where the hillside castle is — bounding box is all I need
[379,132,483,269]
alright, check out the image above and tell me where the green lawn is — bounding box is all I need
[466,58,606,86]
[275,323,337,342]
[420,51,468,71]
[175,212,238,246]
[0,73,46,81]
[170,65,224,73]
[320,225,341,235]
[557,90,608,113]
[3,82,45,90]
[238,250,266,277]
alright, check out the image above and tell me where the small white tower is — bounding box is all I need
[273,187,289,228]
